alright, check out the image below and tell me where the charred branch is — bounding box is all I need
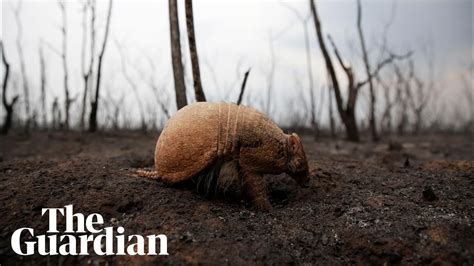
[13,1,31,132]
[237,68,251,105]
[58,0,72,129]
[80,0,96,130]
[39,41,47,128]
[1,41,20,134]
[89,0,113,132]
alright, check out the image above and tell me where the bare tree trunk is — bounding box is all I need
[80,0,96,130]
[309,0,344,120]
[328,85,336,138]
[169,0,187,110]
[89,0,112,132]
[80,2,88,130]
[52,97,61,130]
[460,62,473,133]
[377,76,393,134]
[397,92,408,135]
[327,35,362,142]
[356,0,378,141]
[237,68,251,105]
[406,59,432,135]
[59,0,72,129]
[39,41,47,128]
[13,2,31,132]
[185,0,206,102]
[393,63,408,135]
[310,0,359,141]
[1,41,20,134]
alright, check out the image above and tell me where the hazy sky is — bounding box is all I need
[1,0,472,128]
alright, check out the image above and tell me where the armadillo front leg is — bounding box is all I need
[241,170,272,212]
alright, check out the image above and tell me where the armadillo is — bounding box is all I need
[143,102,309,211]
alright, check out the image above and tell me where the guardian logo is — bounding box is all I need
[11,205,168,256]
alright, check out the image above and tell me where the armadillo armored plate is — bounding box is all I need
[154,102,288,183]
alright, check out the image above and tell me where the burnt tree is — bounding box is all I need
[237,68,251,105]
[1,41,20,134]
[377,75,394,134]
[311,0,410,141]
[169,0,187,110]
[393,62,410,135]
[13,1,31,132]
[185,0,206,102]
[89,0,113,132]
[406,60,433,134]
[310,0,359,141]
[39,41,47,127]
[52,97,61,130]
[80,0,96,130]
[58,0,73,129]
[356,0,378,141]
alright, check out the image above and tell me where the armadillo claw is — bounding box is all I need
[253,199,273,212]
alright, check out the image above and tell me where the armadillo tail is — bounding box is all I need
[135,169,161,180]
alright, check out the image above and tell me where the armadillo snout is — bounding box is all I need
[291,170,310,187]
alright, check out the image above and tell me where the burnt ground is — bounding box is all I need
[0,131,473,265]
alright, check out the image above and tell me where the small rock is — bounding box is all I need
[210,207,221,213]
[423,186,438,201]
[334,207,344,217]
[404,157,410,168]
[239,211,250,219]
[321,234,328,245]
[181,231,193,243]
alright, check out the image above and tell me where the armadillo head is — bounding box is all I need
[286,133,310,187]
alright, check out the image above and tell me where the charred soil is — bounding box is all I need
[0,132,473,265]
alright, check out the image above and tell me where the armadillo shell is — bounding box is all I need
[155,102,219,183]
[154,102,287,183]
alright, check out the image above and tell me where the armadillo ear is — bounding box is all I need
[289,134,299,153]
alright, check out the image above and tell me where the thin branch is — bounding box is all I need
[13,0,31,130]
[237,68,251,105]
[58,0,72,129]
[356,51,412,89]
